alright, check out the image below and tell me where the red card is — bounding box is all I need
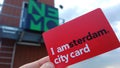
[43,8,120,68]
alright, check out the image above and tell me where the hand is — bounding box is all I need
[19,56,55,68]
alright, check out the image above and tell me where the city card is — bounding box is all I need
[43,8,120,68]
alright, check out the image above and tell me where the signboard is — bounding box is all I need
[25,0,59,32]
[43,8,120,68]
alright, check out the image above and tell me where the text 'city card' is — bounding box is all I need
[43,8,120,68]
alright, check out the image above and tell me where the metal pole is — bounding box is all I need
[10,43,17,68]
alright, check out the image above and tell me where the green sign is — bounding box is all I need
[26,0,59,31]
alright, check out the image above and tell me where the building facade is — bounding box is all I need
[0,0,55,68]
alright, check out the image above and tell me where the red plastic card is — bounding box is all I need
[43,8,120,68]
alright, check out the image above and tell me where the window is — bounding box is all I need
[0,0,4,12]
[20,2,28,28]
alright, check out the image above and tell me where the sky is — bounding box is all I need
[55,0,120,41]
[55,0,120,68]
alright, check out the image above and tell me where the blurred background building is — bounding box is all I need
[0,0,59,68]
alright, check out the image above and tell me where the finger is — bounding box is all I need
[40,62,55,68]
[36,56,50,66]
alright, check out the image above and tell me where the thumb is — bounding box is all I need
[40,62,55,68]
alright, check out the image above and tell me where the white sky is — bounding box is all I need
[55,0,120,68]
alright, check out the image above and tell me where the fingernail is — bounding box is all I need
[41,62,55,68]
